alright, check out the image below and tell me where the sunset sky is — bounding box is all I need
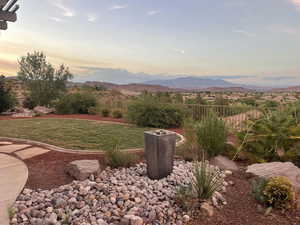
[1,0,300,86]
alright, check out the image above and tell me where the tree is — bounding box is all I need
[215,95,229,106]
[174,93,183,103]
[195,93,207,105]
[265,100,279,108]
[0,75,16,113]
[18,51,73,107]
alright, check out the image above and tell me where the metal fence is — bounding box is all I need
[183,104,300,131]
[182,104,263,130]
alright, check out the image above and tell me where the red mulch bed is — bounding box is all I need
[24,151,106,190]
[24,150,144,190]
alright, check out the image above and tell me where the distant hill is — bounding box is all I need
[68,81,183,93]
[143,76,247,89]
[269,86,300,92]
[199,87,255,92]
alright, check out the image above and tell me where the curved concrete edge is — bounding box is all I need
[0,131,185,155]
[0,153,28,225]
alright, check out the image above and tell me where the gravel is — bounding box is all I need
[11,161,229,225]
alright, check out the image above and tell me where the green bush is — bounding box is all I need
[196,112,227,158]
[251,177,268,205]
[175,184,196,210]
[237,109,299,162]
[105,148,138,168]
[0,76,16,113]
[55,92,96,114]
[112,109,123,118]
[101,108,110,117]
[127,100,185,128]
[23,96,36,109]
[192,161,224,200]
[252,176,295,209]
[263,176,295,209]
[176,119,201,161]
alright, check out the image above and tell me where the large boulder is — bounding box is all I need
[65,160,101,181]
[246,162,300,192]
[210,155,239,172]
[33,106,54,115]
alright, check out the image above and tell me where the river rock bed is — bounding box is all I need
[11,161,229,225]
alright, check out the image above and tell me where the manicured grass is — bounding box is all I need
[0,118,150,151]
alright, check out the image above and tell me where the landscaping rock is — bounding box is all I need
[201,202,214,217]
[12,109,35,118]
[246,162,300,192]
[211,155,239,172]
[12,161,227,225]
[65,160,101,181]
[33,106,54,115]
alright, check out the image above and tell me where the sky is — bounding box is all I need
[1,0,300,86]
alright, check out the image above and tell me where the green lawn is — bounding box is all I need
[0,119,150,151]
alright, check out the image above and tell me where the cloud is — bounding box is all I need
[289,0,300,11]
[51,0,76,17]
[172,49,185,55]
[49,17,64,22]
[147,10,160,16]
[87,14,98,22]
[232,30,256,37]
[109,5,127,10]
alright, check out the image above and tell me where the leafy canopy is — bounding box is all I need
[18,51,73,107]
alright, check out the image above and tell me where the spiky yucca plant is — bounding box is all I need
[191,161,224,200]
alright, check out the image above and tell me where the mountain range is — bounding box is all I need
[143,76,246,89]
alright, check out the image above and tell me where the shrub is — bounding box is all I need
[191,161,224,200]
[177,119,201,161]
[237,109,299,162]
[196,112,227,158]
[127,99,185,128]
[101,108,110,117]
[112,109,123,118]
[0,76,16,113]
[87,106,98,115]
[251,177,268,205]
[175,184,196,210]
[55,92,96,114]
[263,176,295,209]
[23,96,36,109]
[105,147,138,168]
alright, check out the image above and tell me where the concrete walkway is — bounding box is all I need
[0,141,50,224]
[0,154,28,225]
